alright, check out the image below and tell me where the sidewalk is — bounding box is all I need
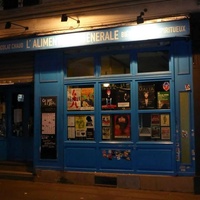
[0,179,199,200]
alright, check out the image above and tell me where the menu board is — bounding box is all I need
[40,96,57,159]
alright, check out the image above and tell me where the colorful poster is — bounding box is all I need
[138,84,155,109]
[114,114,130,138]
[102,127,111,140]
[102,115,111,126]
[75,115,86,137]
[151,126,161,139]
[117,88,130,109]
[81,88,94,110]
[160,114,170,126]
[161,127,170,140]
[151,114,160,125]
[67,88,81,110]
[157,91,170,109]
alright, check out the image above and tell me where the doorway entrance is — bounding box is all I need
[0,84,34,162]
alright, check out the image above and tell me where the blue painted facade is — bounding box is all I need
[0,19,195,176]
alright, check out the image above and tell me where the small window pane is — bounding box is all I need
[101,83,130,110]
[67,57,94,77]
[137,51,169,73]
[102,114,131,141]
[101,54,130,75]
[67,115,94,140]
[139,113,171,141]
[67,85,94,111]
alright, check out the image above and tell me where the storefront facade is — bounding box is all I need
[0,18,198,191]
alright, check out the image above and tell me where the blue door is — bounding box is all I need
[7,84,34,161]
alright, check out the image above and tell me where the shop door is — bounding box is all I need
[7,86,34,161]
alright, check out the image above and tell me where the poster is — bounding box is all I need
[157,91,170,109]
[114,114,130,138]
[67,88,81,110]
[42,113,55,134]
[102,127,111,140]
[161,127,170,140]
[160,114,170,126]
[151,126,161,139]
[117,88,130,109]
[151,114,160,125]
[138,84,155,109]
[40,96,57,159]
[102,115,111,126]
[81,88,94,110]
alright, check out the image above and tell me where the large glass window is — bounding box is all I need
[101,54,130,75]
[137,51,169,73]
[138,81,171,141]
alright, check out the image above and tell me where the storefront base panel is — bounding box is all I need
[34,169,195,193]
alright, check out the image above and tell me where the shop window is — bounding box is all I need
[67,85,94,111]
[101,82,130,110]
[138,81,171,141]
[0,93,6,137]
[102,114,131,141]
[67,57,94,77]
[137,51,169,73]
[139,113,171,141]
[101,54,130,75]
[67,115,95,140]
[138,81,170,110]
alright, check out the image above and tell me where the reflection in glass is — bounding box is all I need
[67,57,94,77]
[137,51,169,73]
[101,54,130,75]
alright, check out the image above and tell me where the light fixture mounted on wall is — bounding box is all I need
[5,22,29,30]
[61,14,80,24]
[137,8,148,24]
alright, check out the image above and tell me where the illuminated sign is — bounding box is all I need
[0,19,189,54]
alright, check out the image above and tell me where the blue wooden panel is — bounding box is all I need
[65,147,96,168]
[136,148,173,172]
[100,149,132,170]
[0,140,7,160]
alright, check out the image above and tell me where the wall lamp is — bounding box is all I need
[137,8,148,24]
[5,22,29,30]
[61,14,80,24]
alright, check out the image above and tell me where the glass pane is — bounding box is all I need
[67,115,94,140]
[101,83,130,110]
[67,85,94,111]
[67,57,94,77]
[139,113,171,141]
[12,93,24,137]
[137,51,169,73]
[101,54,130,75]
[102,114,131,141]
[0,93,6,137]
[138,81,170,110]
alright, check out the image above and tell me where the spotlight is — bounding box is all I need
[5,22,29,30]
[136,8,147,24]
[61,14,80,24]
[61,14,68,22]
